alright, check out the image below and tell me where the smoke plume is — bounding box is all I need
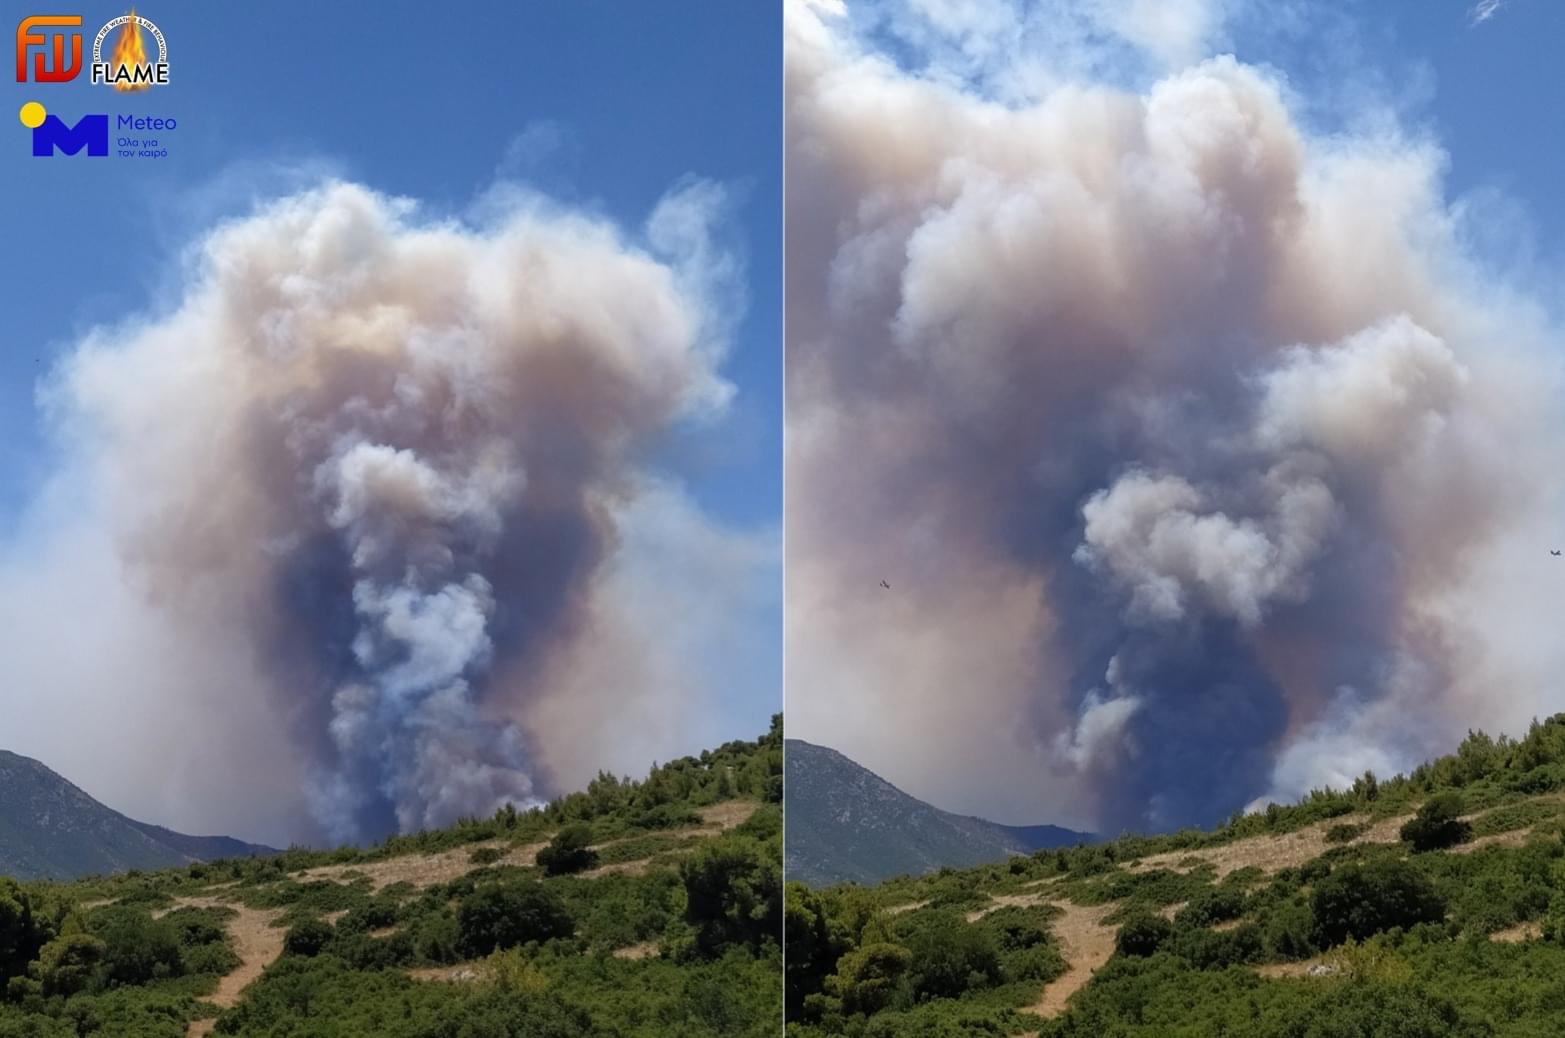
[1,179,774,846]
[786,0,1565,833]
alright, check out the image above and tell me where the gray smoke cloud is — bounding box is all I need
[0,178,774,846]
[787,0,1565,834]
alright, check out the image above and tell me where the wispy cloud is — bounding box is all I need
[1469,0,1506,26]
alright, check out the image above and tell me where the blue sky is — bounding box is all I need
[0,1,780,793]
[2,0,780,528]
[1232,0,1565,283]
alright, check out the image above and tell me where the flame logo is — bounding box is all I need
[109,10,149,92]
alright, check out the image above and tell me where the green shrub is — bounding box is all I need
[1311,859,1445,946]
[1401,794,1472,852]
[1116,913,1174,957]
[1325,822,1368,845]
[283,918,334,958]
[456,881,574,956]
[535,826,599,877]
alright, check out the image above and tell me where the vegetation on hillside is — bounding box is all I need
[0,717,782,1037]
[786,714,1565,1037]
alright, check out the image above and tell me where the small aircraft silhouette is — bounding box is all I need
[880,579,891,589]
[1553,550,1562,557]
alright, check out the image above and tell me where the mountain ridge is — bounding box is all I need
[784,738,1090,886]
[0,748,275,880]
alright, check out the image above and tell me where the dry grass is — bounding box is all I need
[294,840,548,891]
[409,963,487,983]
[1490,921,1543,943]
[1127,813,1413,879]
[612,941,660,960]
[885,900,930,917]
[964,892,1051,923]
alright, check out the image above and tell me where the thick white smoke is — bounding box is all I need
[787,0,1565,833]
[1,179,774,846]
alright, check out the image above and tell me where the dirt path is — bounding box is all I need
[964,892,1050,923]
[1127,813,1412,879]
[885,900,929,916]
[167,896,285,1037]
[1490,921,1542,943]
[409,963,487,983]
[1018,902,1118,1020]
[205,902,287,1007]
[612,941,659,960]
[697,801,760,830]
[294,840,548,891]
[291,801,757,892]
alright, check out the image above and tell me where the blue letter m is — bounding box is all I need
[32,113,108,157]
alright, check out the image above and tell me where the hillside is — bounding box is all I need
[784,739,1089,886]
[0,749,274,881]
[785,715,1565,1036]
[0,718,781,1038]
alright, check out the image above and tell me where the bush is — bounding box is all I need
[1116,913,1174,958]
[1400,794,1472,852]
[468,846,504,866]
[456,881,575,956]
[825,942,912,1016]
[1311,859,1445,947]
[535,825,599,876]
[900,917,1001,1000]
[33,933,106,997]
[283,918,334,958]
[1262,897,1318,960]
[92,909,183,986]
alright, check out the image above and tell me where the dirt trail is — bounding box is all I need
[1127,813,1412,879]
[410,963,487,983]
[885,900,929,916]
[1018,902,1118,1021]
[613,941,659,960]
[1257,958,1334,979]
[295,840,548,891]
[291,801,757,891]
[1450,827,1541,855]
[964,892,1050,923]
[697,801,759,830]
[166,896,285,1037]
[1490,921,1542,943]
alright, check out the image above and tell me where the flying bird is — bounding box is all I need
[880,579,891,589]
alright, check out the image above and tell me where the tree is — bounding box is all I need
[0,880,47,982]
[1400,793,1471,852]
[824,942,912,1016]
[32,932,106,997]
[457,881,574,957]
[1311,859,1445,947]
[680,835,782,956]
[535,825,598,876]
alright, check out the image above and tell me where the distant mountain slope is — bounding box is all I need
[0,749,274,881]
[785,739,1090,886]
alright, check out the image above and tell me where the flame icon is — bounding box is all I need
[109,10,149,92]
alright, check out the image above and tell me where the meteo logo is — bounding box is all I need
[15,11,167,89]
[19,100,175,158]
[18,101,106,156]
